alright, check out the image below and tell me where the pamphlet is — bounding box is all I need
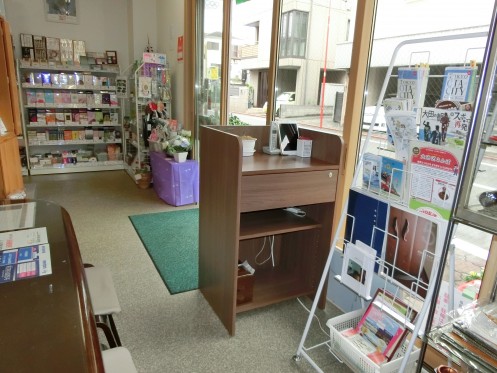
[380,156,405,201]
[340,241,376,299]
[0,243,52,283]
[0,227,52,284]
[341,289,418,363]
[419,107,472,148]
[0,227,48,251]
[385,110,418,162]
[362,153,381,193]
[408,141,463,220]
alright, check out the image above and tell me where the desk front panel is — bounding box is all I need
[240,169,338,213]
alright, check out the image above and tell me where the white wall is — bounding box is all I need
[157,0,184,124]
[5,0,130,67]
[130,0,158,63]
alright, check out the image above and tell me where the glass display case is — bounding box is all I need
[455,14,497,235]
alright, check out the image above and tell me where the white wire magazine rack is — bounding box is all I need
[293,31,488,373]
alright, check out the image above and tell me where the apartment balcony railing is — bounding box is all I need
[239,43,259,59]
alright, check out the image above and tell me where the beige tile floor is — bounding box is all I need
[25,170,352,373]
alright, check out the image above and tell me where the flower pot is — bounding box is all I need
[242,138,256,156]
[137,173,152,189]
[173,152,188,163]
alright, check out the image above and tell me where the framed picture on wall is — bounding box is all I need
[105,51,118,65]
[45,0,79,24]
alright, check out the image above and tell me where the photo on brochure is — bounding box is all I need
[340,241,376,299]
[382,204,439,298]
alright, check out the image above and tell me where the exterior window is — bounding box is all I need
[280,10,308,58]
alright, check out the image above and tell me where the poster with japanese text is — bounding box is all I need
[408,141,462,220]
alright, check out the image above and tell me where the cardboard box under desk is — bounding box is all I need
[150,152,199,206]
[237,267,254,305]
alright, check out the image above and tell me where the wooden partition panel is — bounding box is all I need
[199,126,242,334]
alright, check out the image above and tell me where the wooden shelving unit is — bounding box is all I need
[199,125,343,335]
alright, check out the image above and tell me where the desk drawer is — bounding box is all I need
[240,169,338,212]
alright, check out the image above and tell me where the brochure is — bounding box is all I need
[408,140,463,220]
[380,156,405,201]
[341,289,418,363]
[384,204,439,297]
[340,241,376,299]
[0,226,52,284]
[419,107,472,148]
[0,243,52,283]
[362,153,381,194]
[385,110,418,162]
[0,227,48,251]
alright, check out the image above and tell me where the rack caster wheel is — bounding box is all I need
[292,354,301,362]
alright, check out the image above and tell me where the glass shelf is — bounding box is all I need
[454,29,497,235]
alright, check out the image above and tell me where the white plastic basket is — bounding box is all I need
[327,308,420,373]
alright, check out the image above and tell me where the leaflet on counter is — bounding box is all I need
[0,227,52,284]
[0,243,52,283]
[0,227,48,251]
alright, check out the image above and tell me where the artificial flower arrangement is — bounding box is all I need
[165,130,192,154]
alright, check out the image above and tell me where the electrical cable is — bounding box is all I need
[255,235,275,266]
[296,297,330,337]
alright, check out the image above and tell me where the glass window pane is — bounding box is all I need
[355,0,496,307]
[275,1,355,129]
[227,0,274,126]
[195,0,224,130]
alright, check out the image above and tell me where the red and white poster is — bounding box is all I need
[177,36,184,62]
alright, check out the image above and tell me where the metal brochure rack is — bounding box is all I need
[293,32,488,373]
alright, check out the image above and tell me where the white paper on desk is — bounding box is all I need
[0,227,48,251]
[0,202,36,232]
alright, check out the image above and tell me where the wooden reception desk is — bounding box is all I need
[0,199,103,372]
[199,125,343,335]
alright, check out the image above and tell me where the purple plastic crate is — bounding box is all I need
[150,152,199,206]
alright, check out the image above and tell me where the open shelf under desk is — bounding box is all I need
[236,266,314,313]
[239,209,321,240]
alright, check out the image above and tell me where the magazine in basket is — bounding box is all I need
[340,289,418,363]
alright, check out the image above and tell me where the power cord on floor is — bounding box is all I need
[296,297,330,337]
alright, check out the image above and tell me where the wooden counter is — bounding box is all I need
[0,199,103,372]
[199,125,343,335]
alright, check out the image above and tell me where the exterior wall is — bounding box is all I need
[238,0,351,108]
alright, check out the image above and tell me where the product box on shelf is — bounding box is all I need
[296,138,312,157]
[236,264,254,305]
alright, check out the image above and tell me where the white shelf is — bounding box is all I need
[24,104,120,109]
[19,63,119,74]
[26,123,121,128]
[22,83,117,91]
[28,139,122,146]
[29,161,124,175]
[17,59,126,175]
